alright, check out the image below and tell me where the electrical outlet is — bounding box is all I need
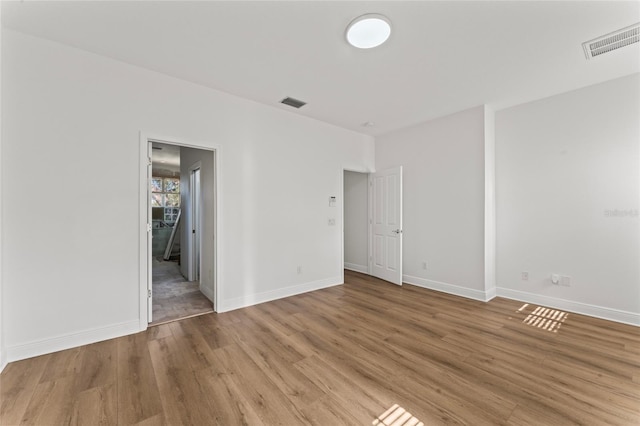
[521,271,529,281]
[297,266,302,274]
[422,261,427,270]
[328,218,336,226]
[560,275,571,287]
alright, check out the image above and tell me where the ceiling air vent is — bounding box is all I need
[582,22,640,59]
[280,97,307,109]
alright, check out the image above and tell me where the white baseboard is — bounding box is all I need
[401,275,638,326]
[218,276,343,312]
[200,282,215,304]
[497,288,640,326]
[0,348,7,374]
[485,286,497,301]
[6,320,142,363]
[344,262,368,274]
[403,274,494,302]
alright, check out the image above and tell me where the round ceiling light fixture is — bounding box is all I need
[346,14,391,49]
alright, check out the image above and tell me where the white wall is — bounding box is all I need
[180,147,215,303]
[496,74,640,325]
[343,170,368,273]
[376,107,489,300]
[1,30,374,362]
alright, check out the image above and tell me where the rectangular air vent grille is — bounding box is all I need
[280,97,307,109]
[583,23,640,59]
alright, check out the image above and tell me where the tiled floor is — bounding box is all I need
[150,258,213,325]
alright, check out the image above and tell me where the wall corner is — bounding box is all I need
[484,105,496,298]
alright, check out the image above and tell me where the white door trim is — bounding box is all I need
[139,132,221,329]
[139,136,152,328]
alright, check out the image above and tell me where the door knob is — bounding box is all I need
[392,229,402,234]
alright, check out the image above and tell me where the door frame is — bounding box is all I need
[139,132,221,329]
[341,167,373,283]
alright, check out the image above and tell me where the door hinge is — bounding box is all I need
[148,157,152,166]
[147,223,152,232]
[148,289,152,298]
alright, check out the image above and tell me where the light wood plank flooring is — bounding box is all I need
[151,259,213,325]
[1,270,639,425]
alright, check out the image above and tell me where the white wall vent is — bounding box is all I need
[582,23,640,59]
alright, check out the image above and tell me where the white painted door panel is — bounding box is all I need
[370,166,403,285]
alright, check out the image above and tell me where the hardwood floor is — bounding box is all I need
[151,259,213,325]
[1,270,639,425]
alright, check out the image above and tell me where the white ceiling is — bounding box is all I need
[3,1,639,136]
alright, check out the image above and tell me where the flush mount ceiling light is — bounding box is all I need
[346,14,391,49]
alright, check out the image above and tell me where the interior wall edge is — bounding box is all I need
[0,4,4,375]
[483,104,497,295]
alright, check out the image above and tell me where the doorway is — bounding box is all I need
[343,167,403,285]
[343,170,370,275]
[140,136,218,327]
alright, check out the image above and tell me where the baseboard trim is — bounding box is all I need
[497,288,640,326]
[344,262,368,274]
[6,319,142,363]
[403,274,493,302]
[485,286,497,301]
[218,276,343,312]
[0,348,7,374]
[200,283,215,304]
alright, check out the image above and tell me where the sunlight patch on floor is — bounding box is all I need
[373,404,423,426]
[517,304,568,333]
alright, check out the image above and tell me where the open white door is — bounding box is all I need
[189,166,201,282]
[370,166,403,285]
